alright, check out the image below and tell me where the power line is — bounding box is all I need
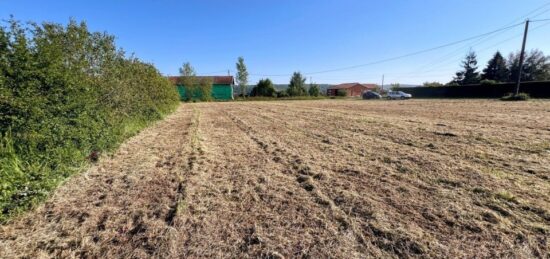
[390,20,550,84]
[531,18,550,22]
[385,3,550,82]
[249,22,525,77]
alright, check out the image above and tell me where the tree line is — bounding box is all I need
[424,49,550,87]
[181,57,322,99]
[0,18,179,221]
[249,72,321,98]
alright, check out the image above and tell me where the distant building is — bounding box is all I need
[168,76,234,101]
[326,83,377,97]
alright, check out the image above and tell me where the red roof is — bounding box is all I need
[328,83,377,90]
[168,76,234,85]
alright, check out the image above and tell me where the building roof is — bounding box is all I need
[168,76,234,85]
[327,83,377,90]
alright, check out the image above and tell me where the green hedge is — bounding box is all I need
[394,81,550,98]
[0,19,179,222]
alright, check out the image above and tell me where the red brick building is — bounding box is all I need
[326,83,377,97]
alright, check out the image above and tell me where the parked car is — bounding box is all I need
[387,91,412,100]
[362,90,382,99]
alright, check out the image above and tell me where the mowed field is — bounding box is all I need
[1,99,549,258]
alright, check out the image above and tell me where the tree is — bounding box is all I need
[235,56,248,97]
[197,77,213,101]
[423,81,444,87]
[287,72,307,96]
[179,62,197,101]
[251,78,276,97]
[453,50,480,85]
[508,49,550,82]
[482,51,509,82]
[179,62,195,77]
[390,83,401,90]
[308,82,320,96]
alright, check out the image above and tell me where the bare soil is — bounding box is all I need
[1,99,549,258]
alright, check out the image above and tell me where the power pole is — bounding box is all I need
[515,20,530,95]
[381,74,385,91]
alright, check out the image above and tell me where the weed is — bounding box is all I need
[494,190,518,203]
[500,92,530,101]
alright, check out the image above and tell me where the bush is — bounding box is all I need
[500,92,530,101]
[423,81,444,87]
[251,78,276,97]
[336,89,348,97]
[276,91,289,98]
[480,79,498,86]
[0,18,179,222]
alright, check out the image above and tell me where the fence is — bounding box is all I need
[394,81,550,98]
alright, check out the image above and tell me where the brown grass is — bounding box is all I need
[1,99,549,258]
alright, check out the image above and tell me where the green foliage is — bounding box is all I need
[308,83,320,97]
[251,78,276,97]
[480,79,497,86]
[500,92,530,101]
[0,18,179,222]
[482,51,509,82]
[236,57,248,97]
[197,77,213,102]
[336,89,348,97]
[286,72,307,96]
[276,91,289,98]
[453,50,480,85]
[508,49,550,82]
[422,82,443,87]
[180,62,195,77]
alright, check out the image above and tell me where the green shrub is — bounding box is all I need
[276,91,289,98]
[480,79,497,86]
[251,78,276,97]
[500,92,530,101]
[0,18,179,222]
[336,89,348,97]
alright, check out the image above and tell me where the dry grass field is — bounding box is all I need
[1,99,549,258]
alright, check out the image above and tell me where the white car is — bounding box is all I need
[387,91,412,100]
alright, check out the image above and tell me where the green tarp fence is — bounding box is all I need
[177,84,234,101]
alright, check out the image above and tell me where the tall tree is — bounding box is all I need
[235,56,248,97]
[453,50,480,85]
[482,51,509,82]
[179,62,197,100]
[287,72,307,96]
[508,49,550,82]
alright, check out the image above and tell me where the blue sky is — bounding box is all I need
[1,0,550,85]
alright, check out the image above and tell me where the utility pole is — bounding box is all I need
[515,20,530,95]
[381,74,385,91]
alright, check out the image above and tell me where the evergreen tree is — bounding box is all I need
[453,50,480,85]
[481,51,509,82]
[287,72,307,96]
[235,56,248,97]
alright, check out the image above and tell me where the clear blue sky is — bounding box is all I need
[1,0,550,85]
